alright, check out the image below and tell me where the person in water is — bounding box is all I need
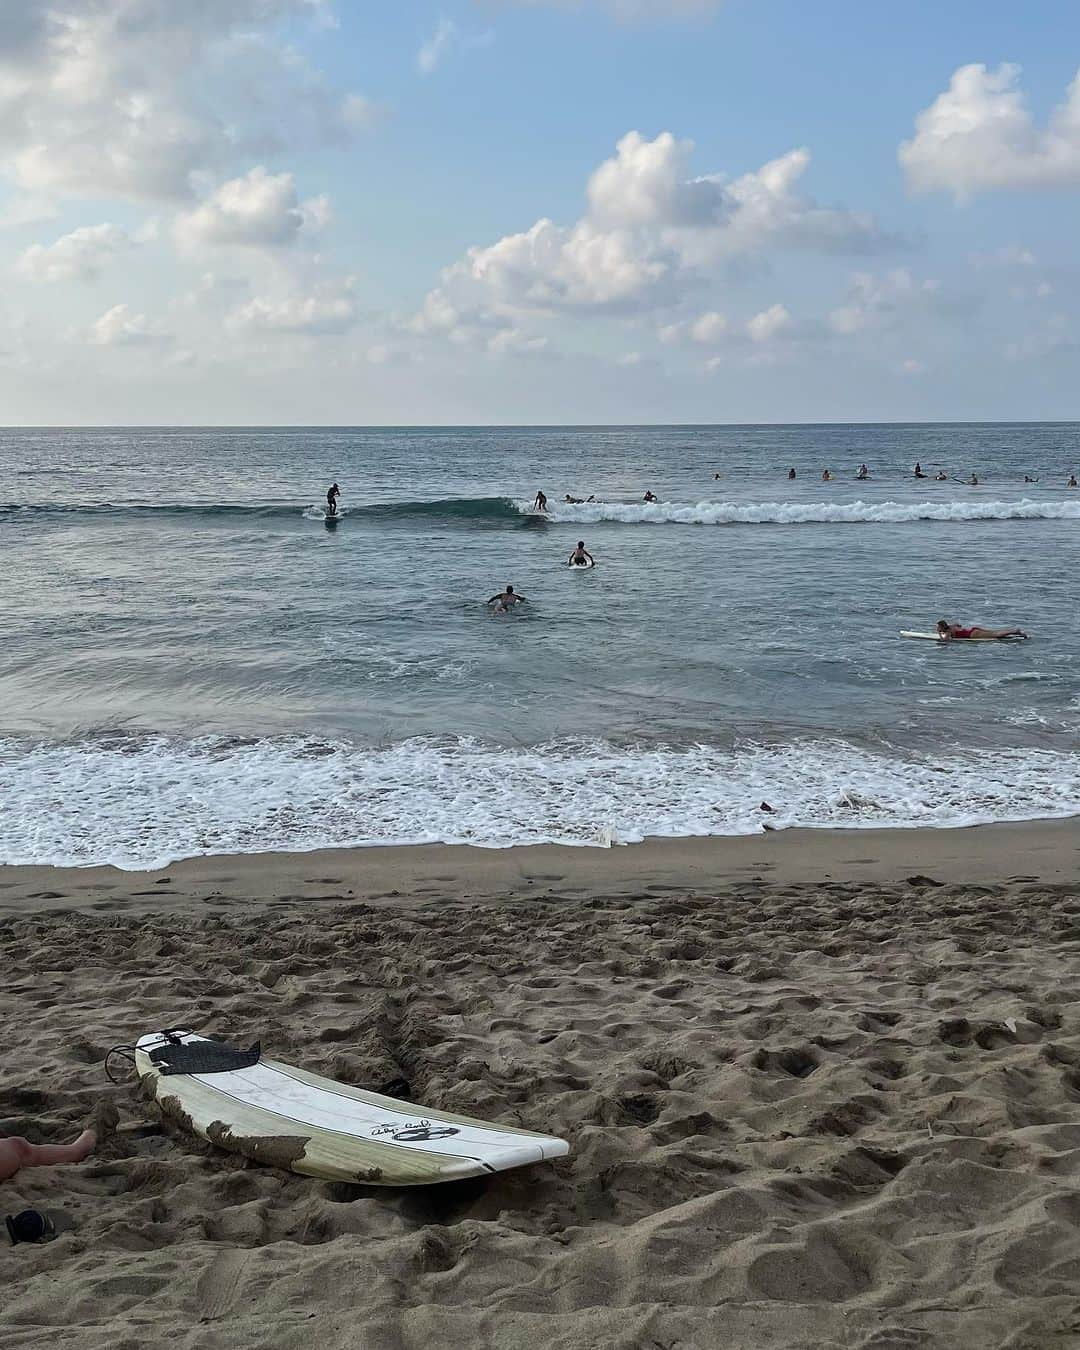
[821,469,832,481]
[1024,475,1039,484]
[967,473,979,485]
[533,491,548,512]
[564,494,584,504]
[326,482,340,517]
[787,468,797,480]
[568,540,595,566]
[856,463,869,479]
[935,471,948,481]
[914,462,927,478]
[488,585,527,613]
[643,490,658,502]
[936,619,1028,640]
[1069,475,1078,487]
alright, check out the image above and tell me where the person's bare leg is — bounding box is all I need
[0,1129,96,1181]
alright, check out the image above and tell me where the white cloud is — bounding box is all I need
[828,269,967,335]
[746,302,793,344]
[228,279,358,334]
[659,310,728,344]
[16,223,133,282]
[412,130,891,336]
[0,1,371,204]
[174,168,327,251]
[418,18,457,74]
[901,63,1080,199]
[487,327,549,355]
[85,303,172,346]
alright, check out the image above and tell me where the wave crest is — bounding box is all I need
[543,497,1080,526]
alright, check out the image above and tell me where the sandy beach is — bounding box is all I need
[3,821,1080,1348]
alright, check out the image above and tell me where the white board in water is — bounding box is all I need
[899,630,1026,642]
[135,1031,569,1185]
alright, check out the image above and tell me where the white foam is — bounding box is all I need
[1,734,1078,870]
[534,497,1080,526]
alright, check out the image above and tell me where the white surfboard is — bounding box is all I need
[568,559,594,569]
[135,1031,568,1186]
[900,630,1027,642]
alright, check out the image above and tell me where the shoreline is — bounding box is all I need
[2,816,1077,915]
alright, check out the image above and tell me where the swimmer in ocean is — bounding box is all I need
[568,541,594,566]
[326,482,340,517]
[488,585,527,613]
[787,468,797,479]
[936,619,1028,640]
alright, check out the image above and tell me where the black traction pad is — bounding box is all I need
[149,1039,262,1076]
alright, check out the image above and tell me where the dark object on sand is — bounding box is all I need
[6,1210,55,1245]
[148,1037,262,1076]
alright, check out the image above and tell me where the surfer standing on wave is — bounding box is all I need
[488,585,527,614]
[326,482,340,517]
[533,491,548,512]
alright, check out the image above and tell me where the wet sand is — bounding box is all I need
[3,821,1080,1348]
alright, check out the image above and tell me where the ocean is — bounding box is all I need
[3,423,1079,869]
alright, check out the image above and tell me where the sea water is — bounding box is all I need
[2,423,1079,868]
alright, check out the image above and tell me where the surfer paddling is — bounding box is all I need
[568,541,594,566]
[488,585,527,614]
[936,619,1028,641]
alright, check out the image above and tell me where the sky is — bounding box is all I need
[1,0,1080,425]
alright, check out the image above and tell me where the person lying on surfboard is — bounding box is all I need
[936,620,1028,641]
[488,585,527,613]
[568,541,594,566]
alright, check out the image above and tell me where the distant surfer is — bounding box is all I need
[533,491,548,512]
[935,471,948,481]
[1069,475,1078,488]
[967,473,979,485]
[787,468,796,480]
[914,462,927,478]
[326,483,340,517]
[855,463,869,480]
[564,494,584,504]
[568,541,594,567]
[1024,475,1039,483]
[936,619,1027,641]
[488,585,527,614]
[643,490,658,503]
[821,469,832,481]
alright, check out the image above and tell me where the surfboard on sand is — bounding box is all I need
[900,630,1028,642]
[136,1031,569,1185]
